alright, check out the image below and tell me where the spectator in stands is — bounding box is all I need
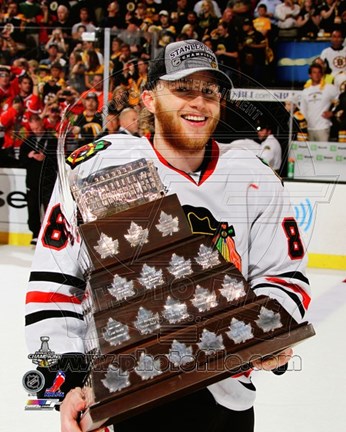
[0,1,27,50]
[112,43,137,87]
[68,51,87,94]
[256,119,282,171]
[0,29,18,65]
[254,0,282,26]
[136,59,149,92]
[81,74,112,111]
[253,4,272,37]
[0,68,19,112]
[112,85,130,114]
[213,21,239,80]
[20,114,57,245]
[45,28,68,53]
[0,95,25,165]
[296,0,321,39]
[239,18,266,84]
[17,74,42,124]
[42,103,61,137]
[319,0,343,34]
[334,76,346,142]
[197,0,219,37]
[110,38,122,62]
[72,7,96,36]
[320,29,346,78]
[84,51,104,89]
[100,1,125,29]
[97,111,120,138]
[300,63,339,141]
[275,0,300,37]
[118,107,139,136]
[72,92,103,146]
[181,23,199,39]
[284,95,308,141]
[194,0,222,18]
[227,0,252,19]
[304,57,334,87]
[40,43,67,68]
[55,4,73,40]
[157,10,177,35]
[82,41,104,67]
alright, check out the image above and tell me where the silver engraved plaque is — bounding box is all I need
[137,264,164,290]
[167,340,194,366]
[167,253,193,279]
[103,318,130,346]
[135,353,162,380]
[197,329,225,355]
[194,244,220,269]
[134,307,161,335]
[226,318,254,344]
[162,296,189,324]
[101,365,131,393]
[220,275,246,302]
[108,275,135,301]
[70,158,165,223]
[191,285,218,312]
[94,233,119,259]
[255,307,283,333]
[155,211,179,237]
[124,222,149,247]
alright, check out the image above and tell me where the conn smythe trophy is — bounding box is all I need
[70,159,315,431]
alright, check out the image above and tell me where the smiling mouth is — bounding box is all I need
[181,114,207,123]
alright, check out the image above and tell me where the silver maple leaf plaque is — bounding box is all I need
[226,318,254,344]
[155,211,179,236]
[108,275,135,301]
[134,307,161,335]
[162,296,189,324]
[197,329,225,355]
[167,253,193,279]
[93,232,119,259]
[194,244,220,269]
[101,365,131,393]
[191,285,218,312]
[137,264,164,290]
[220,275,246,302]
[124,222,149,247]
[103,318,130,346]
[167,340,194,366]
[135,353,162,380]
[255,307,283,332]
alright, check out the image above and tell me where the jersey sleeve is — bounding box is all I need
[247,172,311,323]
[25,180,88,398]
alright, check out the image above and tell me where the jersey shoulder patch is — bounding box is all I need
[66,139,111,169]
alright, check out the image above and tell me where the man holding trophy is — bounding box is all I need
[25,40,312,432]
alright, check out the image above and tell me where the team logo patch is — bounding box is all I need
[66,140,111,168]
[182,205,242,271]
[28,336,61,367]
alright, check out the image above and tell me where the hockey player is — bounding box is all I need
[25,40,311,432]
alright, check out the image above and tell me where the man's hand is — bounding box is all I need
[251,347,293,371]
[60,387,86,432]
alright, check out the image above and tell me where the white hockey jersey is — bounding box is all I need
[25,135,311,411]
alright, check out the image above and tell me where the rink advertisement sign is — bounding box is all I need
[289,141,346,182]
[0,168,30,242]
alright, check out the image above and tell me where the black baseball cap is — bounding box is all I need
[85,92,98,100]
[147,39,233,88]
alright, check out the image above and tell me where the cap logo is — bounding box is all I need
[169,42,216,68]
[210,61,217,69]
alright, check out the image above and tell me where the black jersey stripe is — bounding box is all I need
[25,310,84,326]
[274,271,309,285]
[29,272,86,290]
[239,381,256,391]
[252,283,305,318]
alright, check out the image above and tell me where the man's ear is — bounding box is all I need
[141,89,156,114]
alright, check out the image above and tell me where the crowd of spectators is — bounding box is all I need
[0,0,345,241]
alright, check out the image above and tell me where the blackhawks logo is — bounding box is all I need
[66,140,111,168]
